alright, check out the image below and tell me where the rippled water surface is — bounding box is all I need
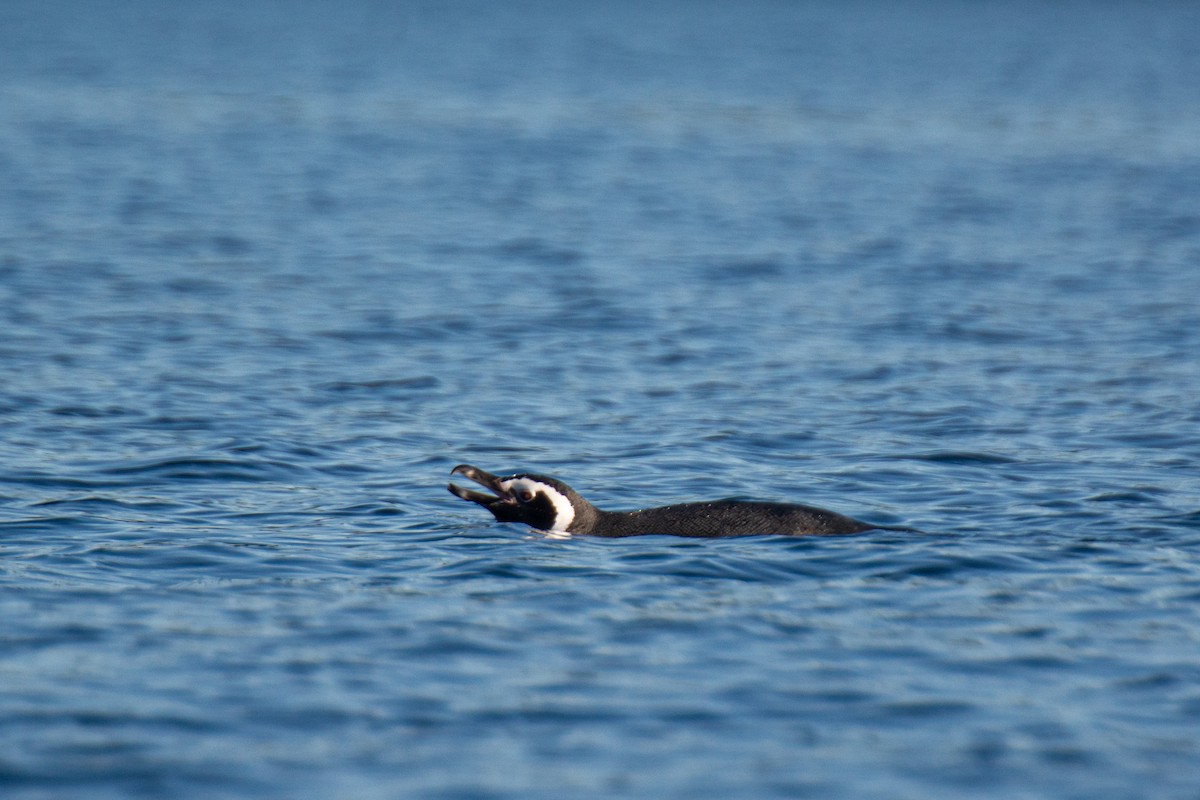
[3,1,1200,798]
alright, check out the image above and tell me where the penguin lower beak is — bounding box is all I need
[448,464,512,507]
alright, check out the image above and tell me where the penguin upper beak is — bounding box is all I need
[448,464,513,507]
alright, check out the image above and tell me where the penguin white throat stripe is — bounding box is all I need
[448,464,906,539]
[499,478,575,533]
[447,465,583,535]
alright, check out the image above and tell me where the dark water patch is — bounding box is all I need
[0,513,111,533]
[495,237,585,266]
[319,376,441,394]
[1086,488,1169,505]
[1162,510,1200,529]
[96,456,307,484]
[879,699,977,721]
[27,494,182,512]
[1112,672,1186,691]
[897,451,1020,466]
[142,415,223,431]
[0,470,130,491]
[47,405,141,419]
[700,258,786,282]
[870,555,1012,581]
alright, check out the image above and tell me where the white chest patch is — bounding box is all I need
[500,478,576,533]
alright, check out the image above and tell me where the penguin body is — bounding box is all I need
[448,464,886,538]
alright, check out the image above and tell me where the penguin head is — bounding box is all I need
[448,464,581,534]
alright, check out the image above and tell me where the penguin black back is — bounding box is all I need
[448,464,888,538]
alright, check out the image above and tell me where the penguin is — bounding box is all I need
[447,464,892,538]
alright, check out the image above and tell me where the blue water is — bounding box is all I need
[3,1,1200,797]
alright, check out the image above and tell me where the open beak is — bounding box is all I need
[448,464,513,507]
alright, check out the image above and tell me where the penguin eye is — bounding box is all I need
[517,489,535,503]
